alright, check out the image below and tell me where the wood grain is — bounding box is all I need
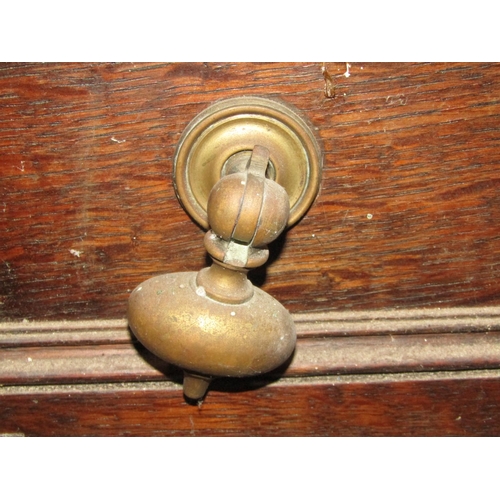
[2,62,500,320]
[2,371,500,436]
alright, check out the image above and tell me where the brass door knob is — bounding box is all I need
[128,97,322,401]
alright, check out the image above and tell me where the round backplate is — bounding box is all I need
[174,96,322,229]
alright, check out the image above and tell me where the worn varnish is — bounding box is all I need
[2,62,500,320]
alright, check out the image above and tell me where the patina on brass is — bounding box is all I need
[128,98,322,402]
[173,96,322,229]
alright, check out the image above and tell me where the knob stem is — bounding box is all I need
[196,260,253,304]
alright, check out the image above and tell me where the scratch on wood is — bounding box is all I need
[386,94,408,106]
[321,63,336,98]
[341,209,350,226]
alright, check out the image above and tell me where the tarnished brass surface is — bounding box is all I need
[128,271,296,377]
[173,96,322,229]
[129,100,322,401]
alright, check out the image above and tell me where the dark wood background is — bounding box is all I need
[2,372,500,436]
[2,63,500,436]
[2,62,500,321]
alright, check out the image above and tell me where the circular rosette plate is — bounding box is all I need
[174,96,322,229]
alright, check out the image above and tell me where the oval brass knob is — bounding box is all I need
[128,97,322,402]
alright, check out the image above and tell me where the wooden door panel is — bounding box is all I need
[2,62,500,320]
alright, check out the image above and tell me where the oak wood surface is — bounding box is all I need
[2,372,500,436]
[2,62,500,320]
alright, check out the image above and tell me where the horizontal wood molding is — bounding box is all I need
[296,305,500,336]
[2,306,500,386]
